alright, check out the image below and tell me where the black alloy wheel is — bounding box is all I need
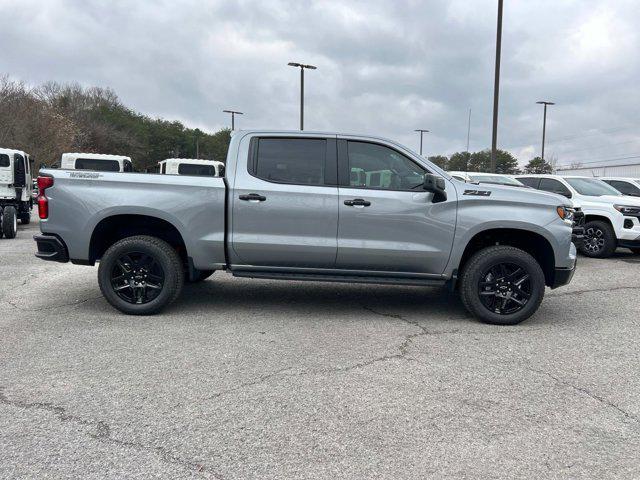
[478,262,531,315]
[110,252,165,304]
[583,226,606,255]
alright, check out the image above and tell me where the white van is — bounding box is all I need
[158,158,224,177]
[60,153,134,172]
[0,147,34,237]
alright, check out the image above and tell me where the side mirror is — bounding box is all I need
[423,173,447,202]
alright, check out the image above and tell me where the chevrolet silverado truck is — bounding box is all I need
[34,131,577,325]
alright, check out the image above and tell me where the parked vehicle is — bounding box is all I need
[600,177,640,197]
[0,148,34,238]
[516,174,640,257]
[59,153,134,172]
[158,158,224,177]
[448,171,529,187]
[34,131,577,325]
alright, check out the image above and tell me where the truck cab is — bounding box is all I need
[59,153,134,172]
[158,158,224,177]
[0,147,34,237]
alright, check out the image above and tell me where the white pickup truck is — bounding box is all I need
[517,174,640,257]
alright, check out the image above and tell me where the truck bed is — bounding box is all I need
[39,170,227,270]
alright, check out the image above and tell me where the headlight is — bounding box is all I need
[613,205,640,215]
[556,206,575,222]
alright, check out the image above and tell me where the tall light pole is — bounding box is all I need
[536,101,555,161]
[466,108,472,170]
[414,129,429,156]
[288,62,317,130]
[490,0,504,173]
[223,110,243,130]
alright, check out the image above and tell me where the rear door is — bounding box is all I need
[231,135,339,268]
[0,153,13,199]
[335,138,457,274]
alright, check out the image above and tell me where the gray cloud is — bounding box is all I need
[1,0,639,167]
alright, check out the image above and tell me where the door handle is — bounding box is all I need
[239,193,266,202]
[344,198,371,207]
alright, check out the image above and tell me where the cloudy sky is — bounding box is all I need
[1,0,639,167]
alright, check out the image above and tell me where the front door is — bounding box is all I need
[336,138,457,274]
[231,135,339,268]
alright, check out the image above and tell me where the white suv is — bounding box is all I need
[516,174,640,257]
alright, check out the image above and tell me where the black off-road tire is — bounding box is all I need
[98,235,184,315]
[19,213,31,224]
[2,206,18,239]
[459,245,546,325]
[580,220,617,258]
[187,269,215,283]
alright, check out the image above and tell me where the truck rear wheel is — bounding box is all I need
[580,220,616,258]
[459,246,545,325]
[1,206,18,239]
[98,235,184,315]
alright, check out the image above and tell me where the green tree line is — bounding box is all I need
[427,150,553,175]
[0,77,231,172]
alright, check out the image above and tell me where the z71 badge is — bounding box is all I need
[463,189,492,196]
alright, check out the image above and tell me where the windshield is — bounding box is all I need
[565,178,622,196]
[468,174,525,187]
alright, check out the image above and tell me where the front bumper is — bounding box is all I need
[34,234,69,262]
[551,264,576,289]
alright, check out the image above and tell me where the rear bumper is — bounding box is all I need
[34,234,69,262]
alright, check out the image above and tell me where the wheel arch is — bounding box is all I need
[457,228,556,287]
[89,214,188,264]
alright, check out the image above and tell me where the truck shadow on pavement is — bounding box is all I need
[173,277,472,322]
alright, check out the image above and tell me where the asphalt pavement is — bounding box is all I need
[1,216,639,479]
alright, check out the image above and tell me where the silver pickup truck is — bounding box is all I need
[34,130,577,325]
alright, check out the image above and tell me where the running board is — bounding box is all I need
[231,270,446,287]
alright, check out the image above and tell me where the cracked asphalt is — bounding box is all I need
[1,216,639,479]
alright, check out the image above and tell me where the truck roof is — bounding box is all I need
[61,153,131,161]
[158,158,223,165]
[0,147,28,156]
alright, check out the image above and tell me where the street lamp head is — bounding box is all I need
[536,101,555,105]
[288,62,317,70]
[223,110,244,115]
[414,129,430,133]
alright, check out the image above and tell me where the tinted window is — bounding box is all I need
[605,180,640,196]
[539,178,572,197]
[123,160,133,172]
[347,141,425,190]
[255,138,326,185]
[518,177,540,188]
[178,163,217,176]
[75,158,120,172]
[564,178,621,196]
[0,154,9,167]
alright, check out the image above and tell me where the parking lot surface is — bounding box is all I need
[1,217,639,479]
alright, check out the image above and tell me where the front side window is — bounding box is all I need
[564,178,621,196]
[178,163,217,176]
[539,178,572,197]
[0,154,9,168]
[605,180,640,196]
[123,160,133,172]
[254,138,326,185]
[75,158,121,172]
[347,141,425,190]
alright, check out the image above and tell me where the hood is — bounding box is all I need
[456,181,572,207]
[577,194,640,208]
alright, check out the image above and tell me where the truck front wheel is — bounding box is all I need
[98,235,184,315]
[580,220,616,258]
[459,246,546,325]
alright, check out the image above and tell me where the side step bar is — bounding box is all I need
[231,270,447,287]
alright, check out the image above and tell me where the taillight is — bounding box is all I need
[37,175,54,219]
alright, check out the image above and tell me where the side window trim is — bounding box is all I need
[337,139,428,191]
[247,136,337,188]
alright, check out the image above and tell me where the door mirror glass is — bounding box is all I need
[423,173,447,202]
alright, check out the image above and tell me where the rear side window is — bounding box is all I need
[605,180,640,196]
[75,158,120,172]
[0,154,9,167]
[518,177,540,188]
[539,178,572,197]
[253,138,326,185]
[178,164,217,176]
